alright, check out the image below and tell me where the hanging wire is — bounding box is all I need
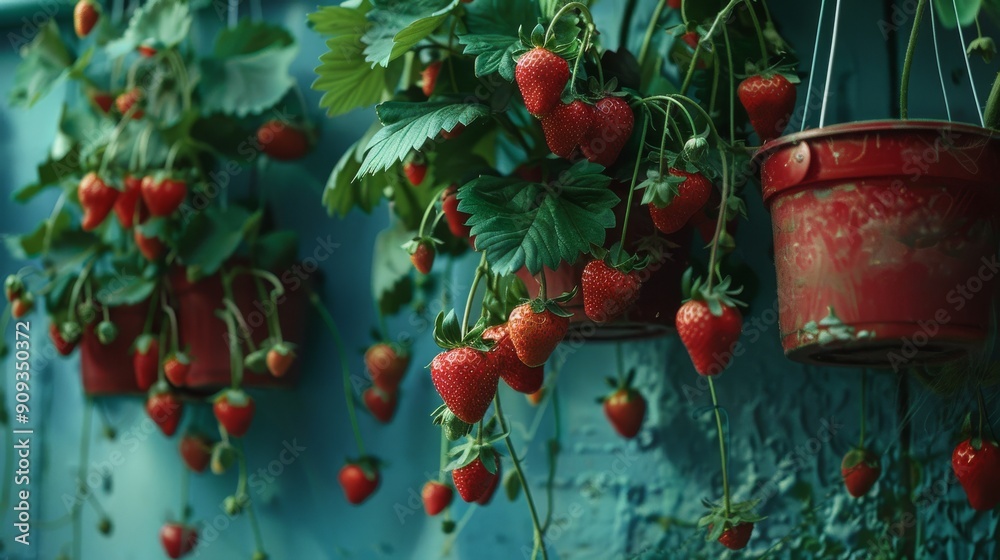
[801,0,828,131]
[930,2,953,121]
[952,0,985,126]
[819,0,844,128]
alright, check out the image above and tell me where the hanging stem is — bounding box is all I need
[619,111,652,248]
[568,26,594,92]
[72,399,94,560]
[219,309,245,389]
[707,378,731,515]
[984,72,1000,130]
[722,24,736,144]
[743,0,768,64]
[311,292,366,455]
[541,388,561,532]
[900,0,928,119]
[461,253,488,337]
[160,290,181,354]
[545,2,595,45]
[494,393,548,560]
[637,0,668,67]
[236,440,268,555]
[859,369,867,447]
[705,148,730,292]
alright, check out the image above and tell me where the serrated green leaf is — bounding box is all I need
[459,34,520,79]
[105,0,192,57]
[465,0,536,35]
[933,0,982,28]
[362,0,459,67]
[357,101,491,177]
[3,207,75,259]
[9,20,73,108]
[323,122,387,216]
[309,2,372,36]
[175,207,261,278]
[373,221,416,315]
[312,35,402,118]
[457,161,618,275]
[97,276,157,307]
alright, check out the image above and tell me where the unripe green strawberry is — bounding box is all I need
[515,47,570,116]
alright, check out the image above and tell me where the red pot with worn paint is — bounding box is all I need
[171,266,306,390]
[81,302,151,395]
[757,121,1000,367]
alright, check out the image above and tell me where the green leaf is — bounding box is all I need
[312,35,403,118]
[362,0,459,67]
[372,221,416,315]
[251,231,299,272]
[97,275,157,307]
[358,101,491,177]
[9,20,73,108]
[105,0,192,56]
[323,122,387,216]
[175,207,261,279]
[199,21,298,117]
[465,0,537,35]
[309,2,372,36]
[459,34,519,79]
[11,182,50,203]
[457,161,618,275]
[933,0,982,28]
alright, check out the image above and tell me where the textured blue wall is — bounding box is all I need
[1,1,998,559]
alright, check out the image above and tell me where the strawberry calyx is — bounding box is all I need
[591,242,650,275]
[697,498,766,542]
[639,166,701,208]
[5,275,24,302]
[515,23,576,58]
[598,368,639,403]
[345,455,383,480]
[431,404,474,441]
[402,236,442,255]
[741,61,800,84]
[842,447,879,470]
[523,287,577,319]
[214,387,251,408]
[133,333,157,354]
[681,271,746,316]
[432,309,491,350]
[445,439,501,474]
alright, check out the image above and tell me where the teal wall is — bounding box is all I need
[1,1,998,559]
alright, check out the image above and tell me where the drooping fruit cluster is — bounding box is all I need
[361,342,409,423]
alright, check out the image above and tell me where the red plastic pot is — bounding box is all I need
[757,121,1000,367]
[171,267,306,390]
[81,302,150,396]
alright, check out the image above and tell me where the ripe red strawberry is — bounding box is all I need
[364,343,409,392]
[440,123,465,140]
[515,48,570,116]
[582,260,641,323]
[140,176,187,217]
[362,387,397,423]
[410,241,435,274]
[603,387,647,439]
[146,391,183,436]
[113,175,145,227]
[718,522,754,550]
[134,230,165,261]
[482,324,543,394]
[160,523,198,559]
[648,169,712,234]
[452,449,498,502]
[514,164,544,183]
[179,433,212,473]
[266,347,295,377]
[133,335,159,391]
[441,185,473,241]
[430,347,499,424]
[257,120,310,161]
[115,88,144,119]
[50,323,77,356]
[421,481,454,515]
[91,91,115,114]
[681,31,699,49]
[668,0,681,7]
[422,61,442,97]
[74,0,99,38]
[841,448,881,498]
[78,172,119,231]
[213,390,255,437]
[11,297,33,319]
[676,298,743,376]
[580,96,634,167]
[542,100,591,159]
[339,461,380,504]
[952,437,1000,511]
[164,354,191,387]
[738,74,797,142]
[404,160,427,186]
[476,460,501,505]
[507,303,570,367]
[138,44,157,58]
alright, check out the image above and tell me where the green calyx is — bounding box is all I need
[697,499,766,542]
[639,168,695,208]
[433,309,491,350]
[402,236,442,255]
[211,442,237,474]
[525,287,577,319]
[244,348,269,373]
[444,439,502,474]
[4,275,24,300]
[517,23,577,57]
[216,388,250,407]
[592,242,651,275]
[431,405,475,441]
[842,447,879,470]
[682,271,746,315]
[61,321,82,343]
[346,455,382,479]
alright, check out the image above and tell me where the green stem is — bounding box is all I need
[545,2,595,45]
[615,343,625,383]
[223,300,258,354]
[984,74,1000,130]
[67,260,96,324]
[220,309,244,389]
[236,440,267,555]
[495,393,548,560]
[638,0,668,67]
[418,186,449,238]
[537,270,548,301]
[179,465,190,523]
[620,0,640,51]
[141,287,159,335]
[900,0,928,120]
[461,253,488,337]
[73,399,94,560]
[541,387,561,532]
[976,385,986,440]
[253,276,283,342]
[568,26,593,93]
[709,43,721,118]
[743,0,768,65]
[160,291,180,354]
[860,370,867,447]
[722,24,736,145]
[707,378,731,515]
[438,427,449,482]
[705,148,730,292]
[619,111,652,249]
[311,292,366,456]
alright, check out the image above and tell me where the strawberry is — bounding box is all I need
[541,100,591,159]
[952,437,1000,511]
[266,345,296,377]
[452,448,499,502]
[403,160,428,187]
[514,164,544,183]
[213,390,255,437]
[482,324,543,394]
[114,88,144,119]
[146,390,183,436]
[668,0,682,7]
[74,0,99,38]
[507,302,570,367]
[582,260,641,323]
[91,91,115,114]
[179,433,212,473]
[133,335,159,391]
[11,296,33,319]
[603,387,647,439]
[421,481,454,515]
[841,448,881,498]
[134,230,165,261]
[364,343,409,392]
[78,172,119,231]
[141,175,187,217]
[257,120,311,161]
[430,347,499,424]
[647,168,712,234]
[526,388,545,406]
[339,460,380,504]
[738,73,797,142]
[580,96,634,167]
[362,387,397,423]
[160,523,198,559]
[442,185,473,241]
[440,123,465,140]
[50,323,77,356]
[5,276,23,302]
[515,47,570,116]
[475,460,501,505]
[164,353,191,387]
[138,44,157,58]
[113,175,145,227]
[718,522,754,550]
[675,277,744,376]
[422,61,442,97]
[681,31,699,49]
[410,241,435,274]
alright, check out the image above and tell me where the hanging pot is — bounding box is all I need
[171,265,306,390]
[81,301,151,396]
[756,120,1000,367]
